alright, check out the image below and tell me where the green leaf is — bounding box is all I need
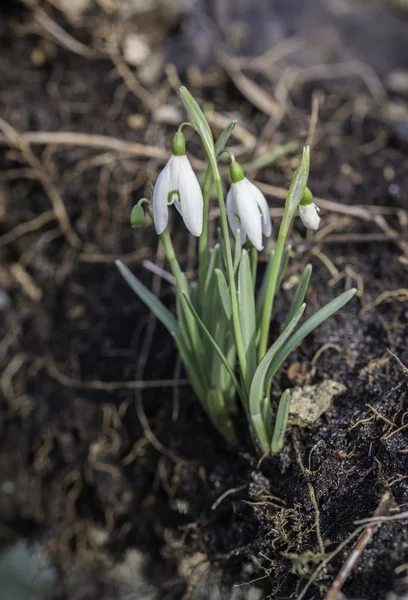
[238,250,257,389]
[215,120,237,158]
[249,305,305,453]
[189,281,198,310]
[256,245,290,330]
[202,244,221,331]
[215,269,232,320]
[277,245,291,289]
[256,247,274,324]
[180,86,216,168]
[116,261,179,336]
[267,288,357,383]
[180,292,243,401]
[261,396,273,442]
[271,389,291,454]
[206,389,236,442]
[233,228,242,275]
[175,335,207,408]
[282,146,310,233]
[251,413,271,455]
[282,264,312,331]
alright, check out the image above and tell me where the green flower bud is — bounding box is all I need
[300,187,314,206]
[130,202,146,228]
[172,131,186,156]
[230,161,245,184]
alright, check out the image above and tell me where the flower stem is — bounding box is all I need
[251,247,258,290]
[258,231,287,361]
[213,174,247,384]
[198,164,213,303]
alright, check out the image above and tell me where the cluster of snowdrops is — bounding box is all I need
[117,88,355,455]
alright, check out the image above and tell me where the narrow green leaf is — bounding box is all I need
[281,146,310,233]
[215,269,232,320]
[238,250,257,388]
[277,245,291,288]
[261,396,273,443]
[250,304,305,418]
[256,247,274,324]
[215,120,237,158]
[233,228,242,275]
[212,321,237,413]
[180,292,243,402]
[271,389,291,454]
[175,335,207,409]
[116,260,179,336]
[189,281,198,310]
[202,244,221,331]
[267,288,357,383]
[256,245,290,331]
[180,86,216,167]
[251,413,270,455]
[282,264,312,331]
[206,389,236,442]
[251,247,257,291]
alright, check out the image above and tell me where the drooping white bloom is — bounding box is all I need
[226,171,272,251]
[152,134,203,236]
[299,202,320,230]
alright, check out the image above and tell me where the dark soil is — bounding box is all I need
[1,2,408,599]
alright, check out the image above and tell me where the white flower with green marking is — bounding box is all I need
[299,187,320,230]
[226,162,272,251]
[152,132,203,236]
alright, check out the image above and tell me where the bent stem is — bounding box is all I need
[258,230,287,361]
[198,164,213,302]
[213,173,248,389]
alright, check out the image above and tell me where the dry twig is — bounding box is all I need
[323,490,392,600]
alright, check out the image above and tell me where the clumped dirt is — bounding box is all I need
[1,2,408,600]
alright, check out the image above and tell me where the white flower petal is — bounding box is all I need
[235,179,263,251]
[299,203,321,230]
[226,185,247,245]
[175,156,203,237]
[152,157,173,234]
[246,180,272,238]
[167,155,183,205]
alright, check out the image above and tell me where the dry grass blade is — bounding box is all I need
[0,118,82,248]
[45,357,187,390]
[0,131,170,160]
[217,51,280,117]
[0,210,55,247]
[360,289,408,316]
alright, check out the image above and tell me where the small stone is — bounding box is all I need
[127,114,147,129]
[54,0,91,21]
[288,380,347,427]
[123,34,150,67]
[153,105,183,125]
[138,50,163,86]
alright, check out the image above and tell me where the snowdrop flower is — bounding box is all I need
[226,161,272,251]
[152,132,203,236]
[298,187,320,230]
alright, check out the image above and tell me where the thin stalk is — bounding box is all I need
[258,146,310,360]
[146,208,188,294]
[198,164,213,303]
[213,175,247,384]
[152,212,201,353]
[158,227,186,290]
[258,231,287,361]
[251,247,258,291]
